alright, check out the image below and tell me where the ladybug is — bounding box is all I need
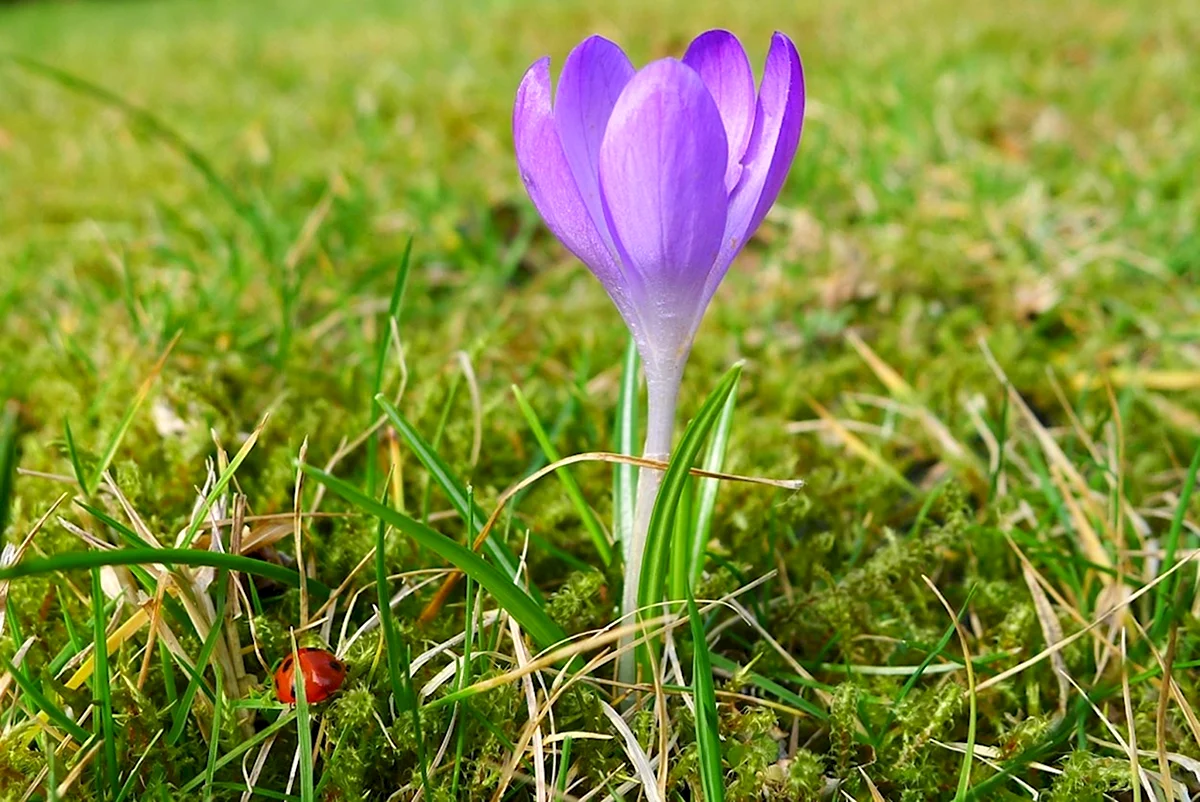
[273,647,347,705]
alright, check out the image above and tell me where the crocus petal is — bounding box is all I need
[683,29,756,191]
[703,32,805,305]
[737,33,806,237]
[513,57,634,316]
[555,36,635,245]
[598,59,729,357]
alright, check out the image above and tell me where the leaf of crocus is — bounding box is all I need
[688,371,740,587]
[638,364,742,610]
[613,337,640,560]
[688,590,726,802]
[301,464,568,652]
[683,29,756,191]
[599,59,728,312]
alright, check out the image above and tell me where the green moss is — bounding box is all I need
[724,707,785,800]
[1,0,1198,795]
[826,683,858,780]
[784,749,826,799]
[0,724,44,798]
[544,570,609,633]
[1046,751,1133,802]
[894,683,965,769]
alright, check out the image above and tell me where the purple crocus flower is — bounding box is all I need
[513,30,805,624]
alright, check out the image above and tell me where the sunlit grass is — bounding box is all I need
[1,0,1199,798]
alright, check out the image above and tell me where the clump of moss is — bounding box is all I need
[544,570,609,633]
[828,682,860,779]
[777,748,826,799]
[724,707,785,800]
[1046,751,1133,801]
[0,724,44,800]
[998,714,1054,758]
[2,0,1197,796]
[322,687,384,799]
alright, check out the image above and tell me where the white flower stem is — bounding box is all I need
[619,360,682,685]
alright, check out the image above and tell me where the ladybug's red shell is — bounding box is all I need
[274,647,347,704]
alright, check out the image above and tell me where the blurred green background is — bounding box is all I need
[1,0,1199,798]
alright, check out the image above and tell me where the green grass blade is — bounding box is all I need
[526,531,594,573]
[176,712,296,794]
[375,517,405,705]
[708,654,828,721]
[0,401,19,540]
[512,366,583,511]
[878,585,978,743]
[61,600,84,653]
[896,620,962,702]
[39,730,58,802]
[949,586,981,800]
[906,481,947,538]
[377,477,429,793]
[178,419,265,549]
[164,642,218,707]
[1153,439,1200,636]
[167,574,228,746]
[4,593,22,651]
[87,336,177,495]
[0,655,91,743]
[202,668,223,802]
[956,675,978,801]
[91,568,119,798]
[450,571,477,798]
[302,464,566,650]
[669,475,695,602]
[0,548,330,600]
[159,642,178,709]
[366,239,414,496]
[47,608,93,673]
[689,374,739,585]
[73,502,166,594]
[63,418,88,494]
[207,784,300,801]
[961,693,1091,801]
[613,337,639,562]
[292,637,315,802]
[418,373,463,522]
[75,501,154,550]
[115,730,164,802]
[639,364,742,610]
[556,735,573,797]
[987,393,1010,502]
[512,384,611,566]
[687,591,725,802]
[398,639,432,796]
[376,391,484,523]
[375,394,528,591]
[313,725,351,799]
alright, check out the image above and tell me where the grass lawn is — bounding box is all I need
[1,0,1199,798]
